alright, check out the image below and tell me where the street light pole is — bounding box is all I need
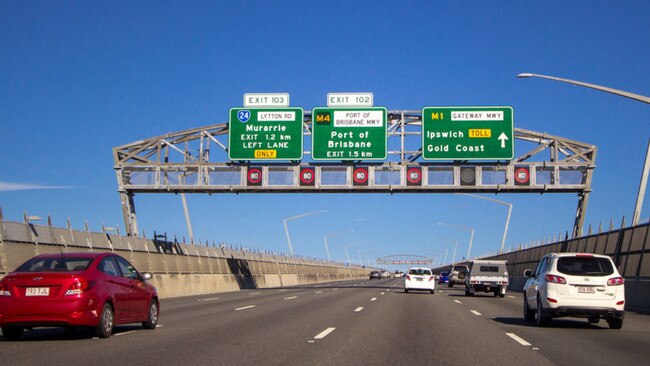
[283,210,328,256]
[459,193,512,253]
[518,72,650,227]
[322,230,352,261]
[438,222,475,260]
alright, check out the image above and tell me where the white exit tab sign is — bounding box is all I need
[243,93,290,107]
[327,92,374,107]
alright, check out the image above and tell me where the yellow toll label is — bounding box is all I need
[254,150,277,158]
[469,129,491,138]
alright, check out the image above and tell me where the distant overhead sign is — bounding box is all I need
[228,107,304,160]
[421,106,514,161]
[312,107,387,160]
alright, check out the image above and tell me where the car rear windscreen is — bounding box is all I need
[408,269,431,275]
[16,257,93,272]
[556,257,614,276]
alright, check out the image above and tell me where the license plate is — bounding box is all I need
[26,287,50,296]
[416,278,423,281]
[577,286,594,294]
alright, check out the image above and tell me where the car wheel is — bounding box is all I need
[2,326,24,341]
[430,289,434,294]
[523,296,535,322]
[535,297,551,327]
[607,318,623,329]
[493,290,499,297]
[448,282,453,288]
[499,293,505,298]
[142,300,159,329]
[96,303,114,338]
[404,289,408,293]
[588,316,599,324]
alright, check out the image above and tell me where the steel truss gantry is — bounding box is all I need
[113,110,596,239]
[376,255,434,266]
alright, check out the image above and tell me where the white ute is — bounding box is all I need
[465,260,508,297]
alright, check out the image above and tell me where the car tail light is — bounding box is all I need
[547,297,558,303]
[607,277,625,286]
[65,280,91,296]
[428,276,434,282]
[576,253,593,257]
[406,275,411,281]
[617,300,625,305]
[544,274,566,284]
[0,283,10,297]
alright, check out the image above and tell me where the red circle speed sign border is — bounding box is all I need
[353,167,369,185]
[247,167,262,185]
[406,167,422,185]
[514,167,530,184]
[300,167,315,185]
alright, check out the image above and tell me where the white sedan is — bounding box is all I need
[404,267,435,294]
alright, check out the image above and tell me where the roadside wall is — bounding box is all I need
[0,220,368,298]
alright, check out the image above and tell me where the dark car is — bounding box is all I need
[369,271,381,280]
[0,252,159,340]
[438,271,449,284]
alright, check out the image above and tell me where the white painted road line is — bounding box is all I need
[370,297,377,301]
[278,289,288,292]
[314,327,336,339]
[235,305,257,311]
[198,297,220,302]
[250,292,261,295]
[508,295,516,299]
[470,310,482,316]
[454,300,462,304]
[332,288,338,291]
[115,330,137,337]
[315,291,323,294]
[506,333,532,346]
[354,307,364,312]
[380,292,385,295]
[284,296,298,300]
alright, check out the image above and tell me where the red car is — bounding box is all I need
[0,252,159,340]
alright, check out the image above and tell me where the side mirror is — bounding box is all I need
[523,269,533,278]
[140,272,153,281]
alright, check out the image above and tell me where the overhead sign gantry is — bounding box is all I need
[113,92,597,240]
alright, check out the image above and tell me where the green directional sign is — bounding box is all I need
[228,108,304,160]
[312,107,387,160]
[422,106,514,160]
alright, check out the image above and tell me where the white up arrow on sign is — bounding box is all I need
[498,132,509,148]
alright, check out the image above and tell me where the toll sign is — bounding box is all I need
[300,167,316,186]
[247,167,263,186]
[406,167,422,186]
[514,166,530,186]
[353,167,369,186]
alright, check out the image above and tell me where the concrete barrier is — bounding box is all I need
[0,221,370,299]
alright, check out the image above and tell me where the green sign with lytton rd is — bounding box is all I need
[312,107,387,160]
[228,108,304,160]
[421,106,514,160]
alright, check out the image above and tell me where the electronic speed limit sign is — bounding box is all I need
[514,166,530,186]
[247,167,263,186]
[353,167,369,186]
[406,167,422,186]
[300,167,316,186]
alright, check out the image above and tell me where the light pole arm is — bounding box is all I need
[517,73,650,104]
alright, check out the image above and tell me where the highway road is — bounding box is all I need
[2,278,649,365]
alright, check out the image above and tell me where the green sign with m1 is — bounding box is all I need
[421,106,514,161]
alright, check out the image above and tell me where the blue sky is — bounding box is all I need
[1,1,649,267]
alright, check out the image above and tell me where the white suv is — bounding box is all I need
[523,253,625,328]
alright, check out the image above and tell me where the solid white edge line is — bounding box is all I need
[235,305,257,311]
[114,330,137,337]
[506,333,532,346]
[284,296,298,300]
[470,310,482,316]
[354,307,364,312]
[314,327,336,339]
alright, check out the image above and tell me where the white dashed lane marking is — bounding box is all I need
[354,307,364,312]
[370,297,377,301]
[454,300,462,304]
[235,305,256,311]
[506,333,532,346]
[284,296,298,300]
[315,291,323,294]
[314,327,336,339]
[470,310,482,316]
[198,297,220,302]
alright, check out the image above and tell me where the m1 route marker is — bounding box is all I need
[422,106,514,160]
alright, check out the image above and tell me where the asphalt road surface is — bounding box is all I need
[2,278,649,365]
